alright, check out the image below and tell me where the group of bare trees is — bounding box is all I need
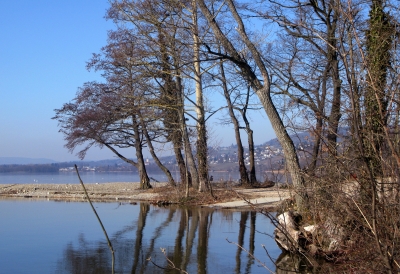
[53,0,268,192]
[53,0,400,270]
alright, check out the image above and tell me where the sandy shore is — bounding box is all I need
[0,182,291,209]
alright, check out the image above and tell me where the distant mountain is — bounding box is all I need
[0,157,57,165]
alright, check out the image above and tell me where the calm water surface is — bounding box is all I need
[0,171,286,185]
[0,199,282,273]
[0,172,164,185]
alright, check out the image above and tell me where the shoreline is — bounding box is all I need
[0,182,291,210]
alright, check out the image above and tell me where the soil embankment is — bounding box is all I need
[0,182,290,209]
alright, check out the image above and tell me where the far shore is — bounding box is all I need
[0,182,291,210]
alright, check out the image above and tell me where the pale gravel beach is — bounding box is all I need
[0,182,291,209]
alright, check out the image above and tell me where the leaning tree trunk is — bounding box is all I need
[197,0,307,210]
[102,129,150,189]
[140,116,175,186]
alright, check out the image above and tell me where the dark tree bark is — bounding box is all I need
[197,210,210,274]
[364,0,393,178]
[131,203,150,273]
[219,61,249,185]
[235,212,248,273]
[237,86,257,185]
[140,115,176,186]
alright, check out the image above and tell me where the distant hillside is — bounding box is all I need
[263,128,350,148]
[0,157,57,165]
[263,131,314,148]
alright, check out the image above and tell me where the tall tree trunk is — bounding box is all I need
[364,0,393,178]
[219,61,249,185]
[313,0,342,155]
[176,71,199,189]
[197,0,307,209]
[192,0,209,192]
[240,88,257,185]
[158,27,188,186]
[308,60,329,173]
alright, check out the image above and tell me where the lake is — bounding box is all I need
[0,172,166,185]
[0,171,287,185]
[0,199,283,273]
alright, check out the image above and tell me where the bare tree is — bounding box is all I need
[218,60,250,185]
[53,82,152,189]
[197,0,307,208]
[234,86,259,185]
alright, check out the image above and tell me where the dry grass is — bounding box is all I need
[152,184,251,205]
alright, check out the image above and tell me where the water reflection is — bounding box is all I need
[275,252,319,274]
[55,204,280,273]
[56,234,113,274]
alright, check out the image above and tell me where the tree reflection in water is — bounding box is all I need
[55,203,282,273]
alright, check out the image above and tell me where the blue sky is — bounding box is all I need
[0,1,274,162]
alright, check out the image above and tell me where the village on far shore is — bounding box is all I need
[53,132,314,175]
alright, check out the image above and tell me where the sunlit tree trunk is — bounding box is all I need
[192,0,209,192]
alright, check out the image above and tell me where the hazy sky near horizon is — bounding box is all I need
[0,1,275,162]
